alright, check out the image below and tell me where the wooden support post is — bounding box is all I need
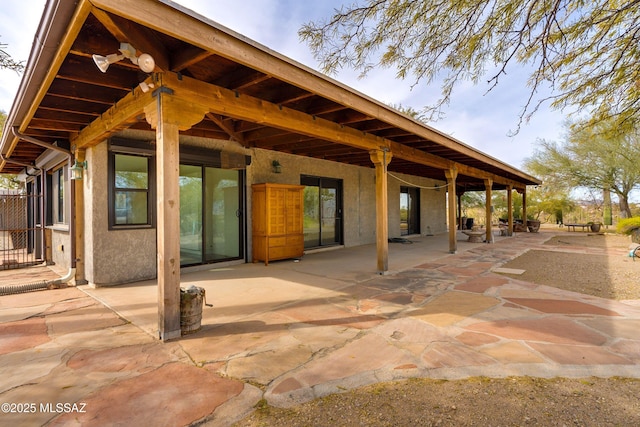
[145,84,206,341]
[369,149,392,274]
[457,193,463,230]
[445,168,458,253]
[484,178,493,243]
[73,148,87,284]
[507,185,513,236]
[521,187,527,232]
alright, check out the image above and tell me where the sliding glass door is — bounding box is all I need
[204,167,241,262]
[301,176,343,249]
[180,165,203,265]
[180,164,243,266]
[400,186,420,235]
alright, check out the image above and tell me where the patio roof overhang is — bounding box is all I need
[0,0,540,193]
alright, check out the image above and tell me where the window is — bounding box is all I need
[56,168,65,223]
[109,153,153,227]
[47,165,68,226]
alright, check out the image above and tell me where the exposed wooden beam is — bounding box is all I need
[170,46,212,72]
[205,113,245,145]
[159,72,526,189]
[71,82,154,149]
[163,72,387,152]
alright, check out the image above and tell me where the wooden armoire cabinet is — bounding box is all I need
[252,183,304,265]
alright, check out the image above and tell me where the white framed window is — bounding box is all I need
[48,164,69,226]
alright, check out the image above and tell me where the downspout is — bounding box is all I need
[0,128,78,294]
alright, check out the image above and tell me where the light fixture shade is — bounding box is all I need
[137,53,155,73]
[92,53,124,73]
[272,160,282,173]
[70,160,87,180]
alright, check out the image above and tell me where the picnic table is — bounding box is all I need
[565,223,591,232]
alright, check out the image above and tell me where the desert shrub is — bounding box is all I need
[617,217,640,235]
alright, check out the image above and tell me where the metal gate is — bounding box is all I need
[0,194,45,270]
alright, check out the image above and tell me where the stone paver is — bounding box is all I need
[1,230,639,425]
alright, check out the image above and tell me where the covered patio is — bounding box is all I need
[82,231,510,337]
[1,0,539,341]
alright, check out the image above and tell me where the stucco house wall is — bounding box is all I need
[50,229,71,269]
[248,148,378,248]
[80,133,447,286]
[386,172,448,237]
[84,141,157,285]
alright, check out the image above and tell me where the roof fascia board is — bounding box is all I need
[88,0,539,186]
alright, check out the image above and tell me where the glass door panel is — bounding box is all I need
[303,186,320,247]
[204,167,241,262]
[320,187,337,245]
[302,176,342,249]
[180,165,202,266]
[400,186,420,236]
[400,191,409,235]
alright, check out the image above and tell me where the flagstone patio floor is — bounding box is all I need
[1,229,639,426]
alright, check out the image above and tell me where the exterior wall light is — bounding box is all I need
[272,160,282,173]
[70,160,87,180]
[92,42,155,73]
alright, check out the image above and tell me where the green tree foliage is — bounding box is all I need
[616,217,640,234]
[525,121,640,219]
[524,185,575,224]
[300,1,640,132]
[492,192,521,221]
[461,192,485,211]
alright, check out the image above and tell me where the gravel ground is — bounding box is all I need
[234,233,640,427]
[501,233,640,300]
[237,377,640,426]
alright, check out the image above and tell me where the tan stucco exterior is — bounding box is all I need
[71,133,447,286]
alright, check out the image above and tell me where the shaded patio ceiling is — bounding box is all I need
[0,0,540,192]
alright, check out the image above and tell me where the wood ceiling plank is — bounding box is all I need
[90,7,170,71]
[47,79,129,105]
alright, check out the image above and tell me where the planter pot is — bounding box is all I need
[527,220,540,233]
[590,223,602,232]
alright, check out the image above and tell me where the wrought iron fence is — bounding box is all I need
[0,194,45,270]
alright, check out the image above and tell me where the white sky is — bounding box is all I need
[0,0,567,171]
